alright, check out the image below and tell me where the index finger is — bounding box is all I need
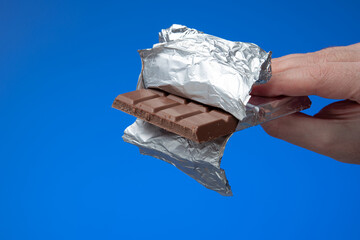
[252,62,360,103]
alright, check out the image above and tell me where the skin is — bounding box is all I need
[252,43,360,164]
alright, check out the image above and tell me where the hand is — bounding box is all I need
[252,43,360,164]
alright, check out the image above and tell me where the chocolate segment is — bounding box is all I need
[112,89,239,143]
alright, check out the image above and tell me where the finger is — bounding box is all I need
[271,44,360,73]
[262,106,360,164]
[261,112,335,156]
[314,100,360,119]
[272,48,360,74]
[252,62,360,102]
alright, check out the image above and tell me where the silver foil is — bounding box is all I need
[121,25,310,196]
[123,119,232,196]
[138,24,271,120]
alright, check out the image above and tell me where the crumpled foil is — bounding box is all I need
[138,24,271,120]
[121,25,311,196]
[123,119,232,196]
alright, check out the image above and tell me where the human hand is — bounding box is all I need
[252,43,360,164]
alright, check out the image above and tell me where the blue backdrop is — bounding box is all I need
[1,0,359,239]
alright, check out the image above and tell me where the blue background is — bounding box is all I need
[1,0,359,239]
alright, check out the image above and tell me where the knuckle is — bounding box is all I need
[308,50,328,64]
[323,47,344,61]
[309,47,341,64]
[307,64,332,93]
[321,48,335,61]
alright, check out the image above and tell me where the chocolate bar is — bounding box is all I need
[112,89,239,143]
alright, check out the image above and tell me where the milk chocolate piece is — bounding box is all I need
[112,89,239,143]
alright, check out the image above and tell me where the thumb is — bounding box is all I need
[261,112,334,157]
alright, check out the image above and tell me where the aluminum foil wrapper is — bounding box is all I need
[121,25,311,196]
[138,24,272,120]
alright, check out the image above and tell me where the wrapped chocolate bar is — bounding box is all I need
[114,25,311,196]
[137,24,272,120]
[122,96,311,196]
